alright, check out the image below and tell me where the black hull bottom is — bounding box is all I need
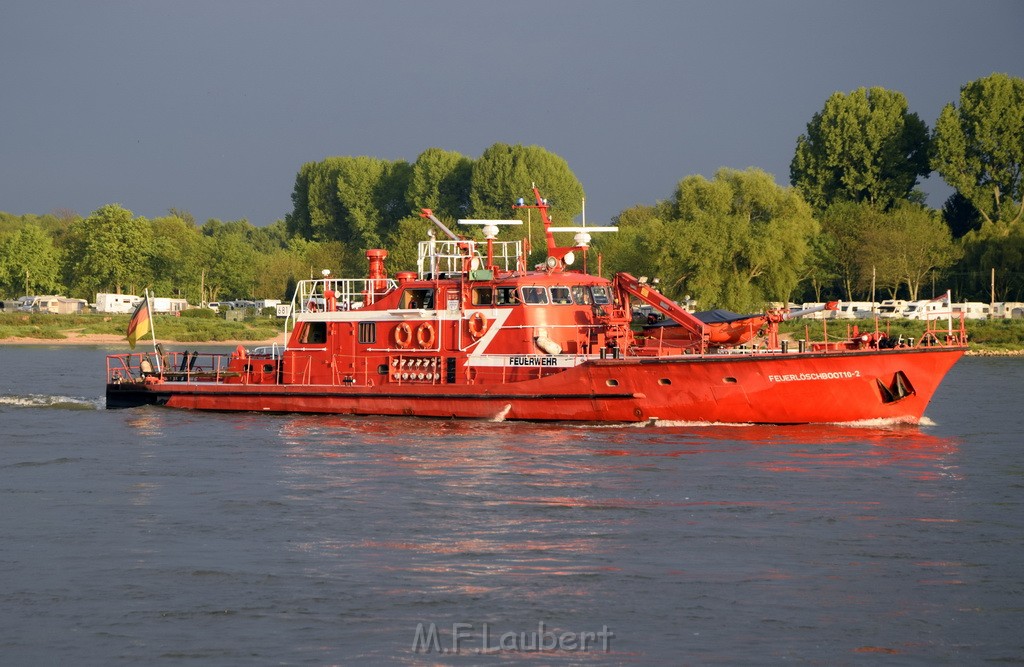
[105,384,164,409]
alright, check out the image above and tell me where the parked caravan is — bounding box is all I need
[951,302,991,320]
[994,302,1024,319]
[831,301,876,319]
[21,295,87,314]
[95,293,141,314]
[151,297,189,314]
[904,298,948,320]
[876,299,910,318]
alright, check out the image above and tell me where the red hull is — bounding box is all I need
[107,346,963,424]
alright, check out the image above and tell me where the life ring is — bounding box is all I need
[467,312,488,339]
[394,322,413,348]
[416,322,436,349]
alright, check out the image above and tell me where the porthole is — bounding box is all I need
[723,377,738,384]
[659,378,672,385]
[606,379,619,387]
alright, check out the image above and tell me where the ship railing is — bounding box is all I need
[918,311,968,347]
[416,238,522,277]
[288,277,399,330]
[106,351,233,383]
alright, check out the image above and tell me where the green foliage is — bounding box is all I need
[958,219,1024,301]
[812,201,959,301]
[8,96,1024,313]
[287,156,413,249]
[469,144,584,224]
[791,87,930,212]
[859,202,960,300]
[599,169,817,312]
[592,204,665,282]
[407,148,473,220]
[815,201,880,300]
[933,73,1024,226]
[68,204,153,297]
[149,213,203,300]
[0,224,64,296]
[385,216,432,274]
[201,219,260,301]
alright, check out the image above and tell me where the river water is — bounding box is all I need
[0,345,1021,665]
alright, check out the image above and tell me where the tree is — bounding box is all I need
[286,156,413,251]
[790,87,930,212]
[800,230,840,303]
[858,203,960,300]
[654,168,818,312]
[816,201,880,301]
[199,219,259,300]
[592,204,668,282]
[469,144,584,225]
[70,204,152,297]
[149,213,203,300]
[406,148,473,220]
[933,73,1024,227]
[0,225,63,296]
[465,143,585,268]
[286,158,349,241]
[254,248,308,301]
[958,219,1024,301]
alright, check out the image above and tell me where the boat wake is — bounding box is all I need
[489,404,513,422]
[0,393,103,411]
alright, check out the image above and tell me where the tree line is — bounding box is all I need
[1,73,1021,312]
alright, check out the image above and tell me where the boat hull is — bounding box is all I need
[105,346,964,424]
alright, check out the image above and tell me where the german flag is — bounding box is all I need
[126,294,151,349]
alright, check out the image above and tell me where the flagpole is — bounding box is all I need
[946,289,952,336]
[146,289,161,374]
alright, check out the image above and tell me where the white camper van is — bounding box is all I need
[831,301,876,319]
[904,298,947,320]
[95,293,140,314]
[876,299,909,318]
[950,302,991,320]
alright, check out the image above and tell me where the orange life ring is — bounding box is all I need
[467,312,488,339]
[394,322,413,348]
[416,322,436,349]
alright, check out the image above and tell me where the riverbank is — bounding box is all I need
[0,333,286,347]
[0,312,284,347]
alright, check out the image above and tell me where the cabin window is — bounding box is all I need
[550,287,573,304]
[300,321,328,345]
[358,321,376,344]
[571,286,593,305]
[472,287,493,306]
[522,286,549,305]
[495,287,520,306]
[591,286,612,305]
[401,288,435,309]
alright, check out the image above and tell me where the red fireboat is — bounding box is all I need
[106,186,967,424]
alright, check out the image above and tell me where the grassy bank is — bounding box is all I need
[0,311,284,343]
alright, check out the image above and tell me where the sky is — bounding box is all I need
[2,1,1022,228]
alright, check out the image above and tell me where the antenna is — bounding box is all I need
[457,219,523,240]
[459,219,523,270]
